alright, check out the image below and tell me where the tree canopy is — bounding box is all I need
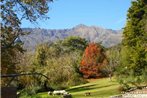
[116,0,147,89]
[1,0,53,75]
[80,43,108,78]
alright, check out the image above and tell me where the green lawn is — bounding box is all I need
[31,77,120,98]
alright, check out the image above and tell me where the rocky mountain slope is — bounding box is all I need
[21,24,122,51]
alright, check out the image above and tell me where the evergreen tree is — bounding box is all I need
[117,0,147,89]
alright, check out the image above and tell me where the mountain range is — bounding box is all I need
[21,24,123,51]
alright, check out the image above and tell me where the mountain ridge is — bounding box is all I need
[21,24,123,51]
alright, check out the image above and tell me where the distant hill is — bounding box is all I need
[21,24,122,51]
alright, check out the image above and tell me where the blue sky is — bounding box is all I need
[21,0,131,30]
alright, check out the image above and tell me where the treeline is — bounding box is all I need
[2,35,114,97]
[15,36,88,96]
[1,34,119,97]
[16,36,123,97]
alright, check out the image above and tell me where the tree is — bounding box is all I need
[29,38,87,90]
[34,44,49,67]
[116,0,147,89]
[106,44,121,75]
[62,36,88,73]
[80,43,108,78]
[62,36,88,52]
[1,0,53,75]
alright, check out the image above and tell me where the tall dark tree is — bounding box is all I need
[116,0,147,89]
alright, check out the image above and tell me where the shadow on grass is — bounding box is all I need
[73,88,120,98]
[67,84,116,93]
[67,84,97,92]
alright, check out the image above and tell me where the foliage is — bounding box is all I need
[1,0,53,86]
[33,37,88,89]
[62,36,88,52]
[80,43,108,78]
[34,43,49,67]
[105,44,121,75]
[61,36,88,73]
[44,53,86,89]
[116,0,147,89]
[15,53,42,95]
[17,37,88,96]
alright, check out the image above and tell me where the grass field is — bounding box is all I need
[31,77,120,98]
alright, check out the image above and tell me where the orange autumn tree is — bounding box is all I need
[80,43,108,78]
